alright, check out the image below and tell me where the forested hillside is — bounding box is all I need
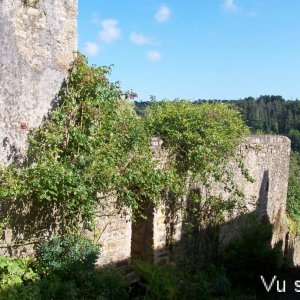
[198,96,300,152]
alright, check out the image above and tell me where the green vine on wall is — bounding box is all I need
[0,54,166,235]
[144,100,251,255]
[0,54,250,245]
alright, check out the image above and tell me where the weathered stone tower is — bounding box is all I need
[0,0,77,165]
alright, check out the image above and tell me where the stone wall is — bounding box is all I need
[93,200,132,270]
[134,135,291,264]
[0,134,292,266]
[0,0,77,165]
[99,135,290,264]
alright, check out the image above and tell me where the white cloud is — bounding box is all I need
[130,32,154,46]
[222,0,238,13]
[155,5,171,22]
[147,51,162,61]
[83,42,102,57]
[98,19,121,44]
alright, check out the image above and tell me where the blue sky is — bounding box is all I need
[78,0,300,101]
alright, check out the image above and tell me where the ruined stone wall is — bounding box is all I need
[0,0,77,165]
[142,135,291,264]
[0,135,292,267]
[86,136,290,266]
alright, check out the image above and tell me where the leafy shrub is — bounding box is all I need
[0,256,40,300]
[37,235,130,299]
[133,260,233,300]
[133,260,180,300]
[222,218,283,291]
[145,100,249,177]
[81,269,130,300]
[37,235,99,277]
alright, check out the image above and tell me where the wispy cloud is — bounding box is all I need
[248,11,257,17]
[222,0,238,13]
[155,5,171,22]
[98,19,121,44]
[91,12,101,25]
[147,51,162,61]
[83,42,102,57]
[130,32,154,46]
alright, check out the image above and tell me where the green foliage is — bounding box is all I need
[0,253,130,300]
[145,100,249,177]
[86,269,130,300]
[37,268,130,300]
[136,96,300,151]
[37,235,99,277]
[133,260,180,300]
[222,218,283,291]
[133,260,248,299]
[287,151,300,235]
[0,54,165,233]
[145,100,250,254]
[288,130,300,153]
[0,256,40,300]
[0,55,249,240]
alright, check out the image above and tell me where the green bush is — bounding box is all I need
[145,100,249,177]
[37,235,130,299]
[133,260,180,300]
[37,235,99,277]
[222,219,282,291]
[81,269,130,300]
[0,256,40,300]
[133,260,232,300]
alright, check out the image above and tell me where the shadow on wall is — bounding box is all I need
[0,79,69,257]
[0,197,61,257]
[131,169,293,266]
[180,169,277,262]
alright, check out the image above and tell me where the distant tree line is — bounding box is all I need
[135,95,300,151]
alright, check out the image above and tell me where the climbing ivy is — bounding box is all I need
[145,100,250,254]
[0,54,250,242]
[0,54,166,234]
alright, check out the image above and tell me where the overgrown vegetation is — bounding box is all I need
[287,152,300,235]
[0,54,166,234]
[0,221,279,299]
[0,54,256,298]
[136,96,300,151]
[0,236,130,299]
[0,54,249,238]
